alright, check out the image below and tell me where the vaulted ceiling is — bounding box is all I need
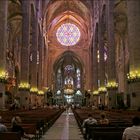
[44,0,93,48]
[45,0,92,27]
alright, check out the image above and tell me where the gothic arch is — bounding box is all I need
[53,51,85,91]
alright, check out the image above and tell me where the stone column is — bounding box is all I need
[38,2,44,92]
[127,0,140,109]
[89,42,94,105]
[37,0,45,104]
[98,16,106,106]
[43,39,48,104]
[93,26,99,107]
[0,0,8,109]
[106,0,117,108]
[19,0,30,108]
[38,31,45,102]
[30,7,38,107]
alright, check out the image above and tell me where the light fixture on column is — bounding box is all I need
[127,70,140,83]
[18,82,30,91]
[93,90,99,95]
[30,87,38,93]
[106,81,118,90]
[38,90,44,96]
[0,70,9,83]
[98,86,107,94]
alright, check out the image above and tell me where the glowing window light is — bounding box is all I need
[56,23,81,46]
[64,65,74,73]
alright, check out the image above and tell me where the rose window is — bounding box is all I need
[56,23,81,46]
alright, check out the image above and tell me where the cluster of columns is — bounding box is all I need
[92,0,140,109]
[92,0,117,109]
[0,0,46,109]
[19,0,45,108]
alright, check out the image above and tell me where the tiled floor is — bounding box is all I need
[40,109,84,140]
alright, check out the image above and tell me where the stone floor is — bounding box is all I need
[40,109,84,140]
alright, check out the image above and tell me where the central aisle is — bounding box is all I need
[40,109,84,140]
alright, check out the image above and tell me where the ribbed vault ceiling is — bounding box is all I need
[44,0,93,46]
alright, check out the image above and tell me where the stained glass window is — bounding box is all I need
[97,49,107,63]
[104,46,107,61]
[57,69,62,89]
[64,65,74,73]
[56,23,81,46]
[76,68,81,88]
[64,76,74,86]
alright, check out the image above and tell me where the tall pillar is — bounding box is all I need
[89,42,94,105]
[38,4,44,92]
[38,33,43,88]
[127,0,140,109]
[19,0,30,108]
[93,26,99,107]
[38,31,45,102]
[37,0,45,104]
[106,0,118,109]
[98,16,106,106]
[0,0,8,109]
[30,8,38,106]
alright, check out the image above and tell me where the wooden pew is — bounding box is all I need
[86,126,125,140]
[0,132,21,140]
[92,131,123,140]
[0,108,64,140]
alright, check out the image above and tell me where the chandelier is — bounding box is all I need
[64,88,74,95]
[64,82,74,95]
